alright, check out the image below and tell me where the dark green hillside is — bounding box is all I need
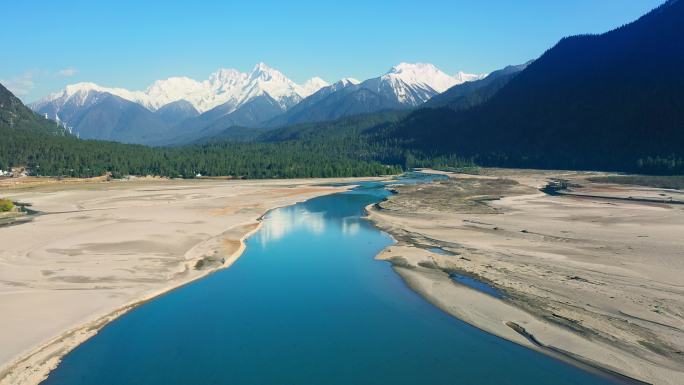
[4,1,682,177]
[0,83,402,178]
[0,83,66,134]
[384,0,684,174]
[424,62,530,111]
[0,124,401,178]
[259,111,407,142]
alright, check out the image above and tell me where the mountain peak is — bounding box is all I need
[382,62,457,93]
[253,62,272,72]
[317,77,360,94]
[301,77,329,96]
[304,76,328,86]
[63,82,102,95]
[37,64,325,114]
[338,77,360,86]
[249,62,283,79]
[454,71,488,83]
[388,62,440,75]
[209,68,244,87]
[43,82,143,109]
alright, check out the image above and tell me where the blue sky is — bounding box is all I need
[2,0,665,102]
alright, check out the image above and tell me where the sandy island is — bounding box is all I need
[367,169,684,385]
[0,176,374,385]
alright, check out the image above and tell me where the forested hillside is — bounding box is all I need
[424,62,529,111]
[0,125,401,178]
[384,0,684,174]
[0,84,66,134]
[1,83,403,178]
[4,2,683,178]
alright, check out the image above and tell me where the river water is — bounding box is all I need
[43,176,619,385]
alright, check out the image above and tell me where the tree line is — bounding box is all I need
[0,125,402,179]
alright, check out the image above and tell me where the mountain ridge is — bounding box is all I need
[30,62,484,144]
[32,63,328,115]
[383,0,684,174]
[424,62,530,110]
[1,83,66,135]
[265,63,486,128]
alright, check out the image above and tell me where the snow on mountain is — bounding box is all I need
[345,63,488,106]
[384,63,458,93]
[33,63,329,115]
[143,77,207,111]
[32,63,484,119]
[237,62,314,110]
[29,62,487,143]
[300,77,330,96]
[454,70,488,83]
[31,82,142,112]
[333,77,360,88]
[340,77,361,85]
[357,63,446,106]
[263,63,487,128]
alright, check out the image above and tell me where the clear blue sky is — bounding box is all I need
[2,0,665,102]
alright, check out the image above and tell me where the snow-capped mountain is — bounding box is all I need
[328,78,361,92]
[32,63,328,115]
[365,63,486,106]
[29,62,486,145]
[265,63,486,127]
[29,63,328,143]
[300,77,330,96]
[264,77,363,128]
[454,71,488,84]
[381,63,461,102]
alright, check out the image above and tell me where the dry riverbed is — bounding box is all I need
[368,169,684,385]
[0,176,372,385]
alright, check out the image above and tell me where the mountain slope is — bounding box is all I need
[33,87,171,143]
[264,78,361,127]
[386,0,684,174]
[265,63,485,128]
[425,62,530,110]
[158,94,286,145]
[0,83,64,134]
[259,110,408,142]
[154,100,199,125]
[32,63,327,114]
[63,94,169,143]
[29,63,329,145]
[30,85,170,142]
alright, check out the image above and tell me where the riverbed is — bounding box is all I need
[40,177,620,385]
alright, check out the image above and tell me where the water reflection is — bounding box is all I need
[257,172,449,246]
[258,206,326,245]
[341,217,361,236]
[42,172,619,385]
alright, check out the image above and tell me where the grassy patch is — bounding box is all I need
[588,175,684,190]
[0,198,14,212]
[194,256,225,270]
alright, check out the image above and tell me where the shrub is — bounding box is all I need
[0,199,14,212]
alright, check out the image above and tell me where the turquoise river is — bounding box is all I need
[42,175,625,385]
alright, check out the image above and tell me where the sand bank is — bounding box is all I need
[368,169,684,385]
[0,177,371,385]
